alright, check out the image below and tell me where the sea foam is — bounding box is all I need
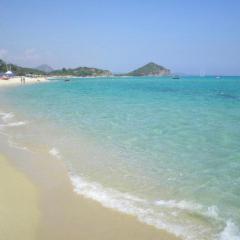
[0,121,27,128]
[7,121,27,127]
[1,112,15,121]
[219,220,240,240]
[154,199,203,211]
[0,111,27,128]
[70,174,186,238]
[49,147,62,159]
[69,173,226,240]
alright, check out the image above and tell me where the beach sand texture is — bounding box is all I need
[0,154,40,240]
[0,76,48,86]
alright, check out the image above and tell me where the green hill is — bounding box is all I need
[0,59,45,75]
[49,66,112,77]
[128,62,170,76]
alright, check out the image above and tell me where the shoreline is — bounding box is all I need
[0,124,180,240]
[2,76,239,240]
[0,76,49,86]
[2,76,239,239]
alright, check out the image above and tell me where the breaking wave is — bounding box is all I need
[69,173,235,240]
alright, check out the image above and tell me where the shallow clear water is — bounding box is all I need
[0,76,240,240]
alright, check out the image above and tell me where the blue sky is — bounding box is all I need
[0,0,240,75]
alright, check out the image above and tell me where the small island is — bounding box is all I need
[127,62,171,76]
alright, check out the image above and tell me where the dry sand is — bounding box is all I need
[0,76,49,86]
[0,154,40,240]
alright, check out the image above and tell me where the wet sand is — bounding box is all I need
[0,134,180,240]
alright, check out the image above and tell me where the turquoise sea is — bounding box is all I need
[0,76,240,240]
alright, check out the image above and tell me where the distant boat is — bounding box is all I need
[216,76,221,79]
[172,75,180,79]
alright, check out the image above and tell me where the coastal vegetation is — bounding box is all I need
[0,59,112,77]
[49,66,112,77]
[1,59,171,77]
[0,59,45,76]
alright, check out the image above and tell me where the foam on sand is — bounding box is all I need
[0,112,15,121]
[0,121,27,129]
[70,173,233,240]
[49,147,62,159]
[0,111,27,129]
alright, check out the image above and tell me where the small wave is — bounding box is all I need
[7,121,27,127]
[155,200,219,220]
[8,138,30,151]
[70,174,225,240]
[70,174,184,237]
[0,112,15,122]
[0,114,30,152]
[154,199,202,211]
[219,220,240,240]
[0,121,27,128]
[0,111,27,128]
[49,147,61,159]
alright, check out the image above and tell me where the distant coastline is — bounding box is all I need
[1,59,171,78]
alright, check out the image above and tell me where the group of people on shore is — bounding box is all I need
[20,76,26,84]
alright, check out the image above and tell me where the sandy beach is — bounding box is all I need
[0,127,179,240]
[0,76,49,86]
[0,154,40,240]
